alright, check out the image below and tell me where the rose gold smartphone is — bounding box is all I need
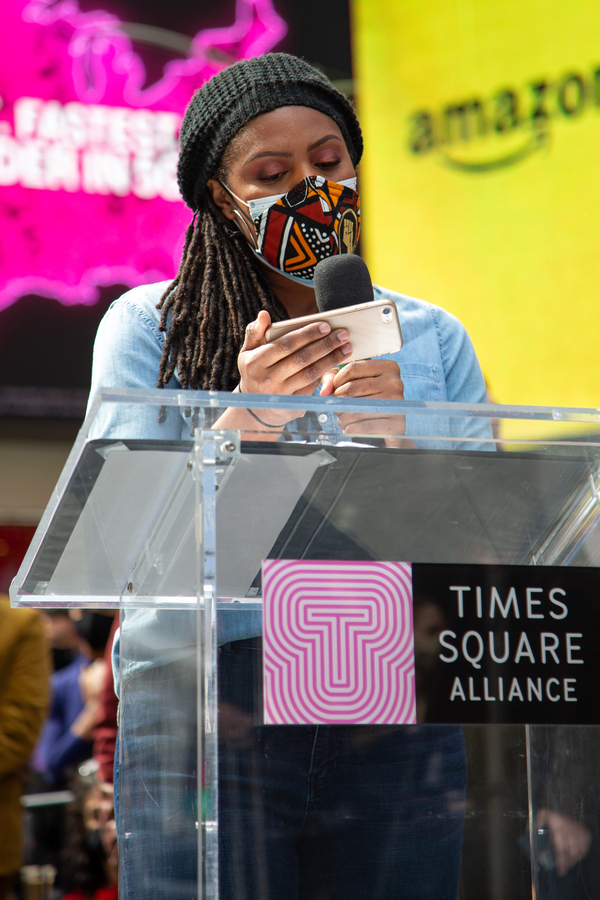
[265,299,403,361]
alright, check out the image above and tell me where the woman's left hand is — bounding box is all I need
[319,359,409,441]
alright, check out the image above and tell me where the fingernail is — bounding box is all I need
[319,323,331,334]
[341,344,352,355]
[336,330,349,342]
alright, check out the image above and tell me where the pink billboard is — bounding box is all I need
[0,0,286,312]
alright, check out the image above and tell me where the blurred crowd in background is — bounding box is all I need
[0,599,119,900]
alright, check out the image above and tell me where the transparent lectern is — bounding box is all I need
[11,387,600,900]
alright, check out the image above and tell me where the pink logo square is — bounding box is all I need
[263,560,416,725]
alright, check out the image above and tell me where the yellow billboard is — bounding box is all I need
[352,0,600,411]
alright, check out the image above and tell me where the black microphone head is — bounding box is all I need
[314,254,373,312]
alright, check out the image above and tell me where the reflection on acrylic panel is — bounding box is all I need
[0,0,286,311]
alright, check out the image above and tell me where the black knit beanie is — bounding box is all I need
[177,53,363,211]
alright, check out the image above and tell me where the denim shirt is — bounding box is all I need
[89,281,489,447]
[86,281,492,676]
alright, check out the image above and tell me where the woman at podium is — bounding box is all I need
[89,53,489,900]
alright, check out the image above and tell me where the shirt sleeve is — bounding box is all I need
[87,296,185,442]
[37,663,89,784]
[44,727,92,784]
[432,305,493,448]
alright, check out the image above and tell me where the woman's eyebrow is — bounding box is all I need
[244,150,293,164]
[307,134,342,151]
[243,135,342,165]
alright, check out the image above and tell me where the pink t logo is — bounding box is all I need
[263,560,417,725]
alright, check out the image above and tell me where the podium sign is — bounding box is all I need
[262,559,600,726]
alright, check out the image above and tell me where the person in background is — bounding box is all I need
[35,612,114,786]
[0,595,50,900]
[92,614,119,786]
[61,762,118,900]
[40,610,79,672]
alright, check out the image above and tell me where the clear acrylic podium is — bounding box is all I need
[11,387,600,900]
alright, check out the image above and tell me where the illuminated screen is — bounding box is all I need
[0,0,352,417]
[353,0,600,415]
[0,0,285,313]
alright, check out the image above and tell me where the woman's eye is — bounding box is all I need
[316,158,342,169]
[258,171,286,183]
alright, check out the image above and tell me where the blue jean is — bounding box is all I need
[118,639,466,900]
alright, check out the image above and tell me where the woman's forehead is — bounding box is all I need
[226,107,344,162]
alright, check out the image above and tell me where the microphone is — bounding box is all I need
[314,254,373,312]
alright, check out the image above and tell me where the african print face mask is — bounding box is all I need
[226,176,360,283]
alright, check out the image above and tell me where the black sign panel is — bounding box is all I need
[413,564,600,725]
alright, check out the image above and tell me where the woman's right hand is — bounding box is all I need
[238,310,352,400]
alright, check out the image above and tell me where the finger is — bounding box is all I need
[338,414,406,436]
[334,376,399,399]
[552,840,568,878]
[242,321,349,381]
[320,368,337,396]
[340,418,388,435]
[547,821,568,877]
[331,359,402,391]
[240,310,272,352]
[243,334,352,394]
[283,341,353,393]
[266,322,350,366]
[332,358,382,385]
[294,378,322,398]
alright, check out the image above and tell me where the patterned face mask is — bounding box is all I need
[225,176,361,283]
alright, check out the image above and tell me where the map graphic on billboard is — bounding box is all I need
[0,0,286,312]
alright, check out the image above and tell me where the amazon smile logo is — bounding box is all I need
[409,63,600,173]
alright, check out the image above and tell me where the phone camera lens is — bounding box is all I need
[382,307,393,323]
[383,308,391,315]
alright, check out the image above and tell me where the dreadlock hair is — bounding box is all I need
[156,192,289,394]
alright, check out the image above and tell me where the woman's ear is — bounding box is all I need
[207,179,236,221]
